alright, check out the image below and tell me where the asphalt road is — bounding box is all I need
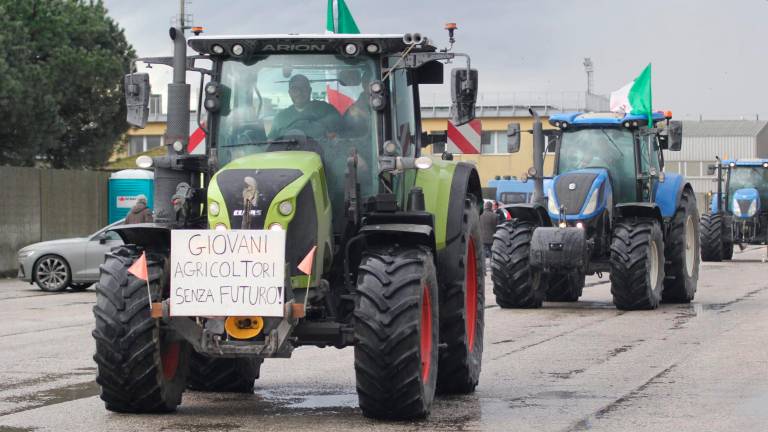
[1,247,767,431]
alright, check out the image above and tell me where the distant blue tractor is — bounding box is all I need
[491,109,700,310]
[488,176,552,205]
[700,158,768,261]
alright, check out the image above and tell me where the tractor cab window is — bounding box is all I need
[389,67,416,156]
[216,54,379,216]
[728,166,768,205]
[558,128,636,203]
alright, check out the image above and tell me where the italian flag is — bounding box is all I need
[609,63,653,125]
[325,0,360,114]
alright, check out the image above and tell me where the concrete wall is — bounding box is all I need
[0,167,109,276]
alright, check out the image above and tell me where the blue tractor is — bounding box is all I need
[488,176,553,205]
[700,158,768,260]
[491,109,700,310]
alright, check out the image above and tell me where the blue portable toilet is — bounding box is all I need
[108,169,154,223]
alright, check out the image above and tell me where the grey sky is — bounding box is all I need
[103,0,768,120]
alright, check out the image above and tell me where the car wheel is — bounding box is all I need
[69,283,93,291]
[34,255,71,292]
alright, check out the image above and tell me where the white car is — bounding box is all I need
[16,220,124,292]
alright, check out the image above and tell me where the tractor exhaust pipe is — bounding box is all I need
[716,155,722,214]
[166,27,190,155]
[529,108,545,206]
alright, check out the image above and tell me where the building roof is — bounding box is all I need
[682,120,768,137]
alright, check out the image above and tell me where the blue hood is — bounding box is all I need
[548,168,611,221]
[732,187,760,219]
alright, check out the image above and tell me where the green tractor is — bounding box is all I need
[92,26,485,420]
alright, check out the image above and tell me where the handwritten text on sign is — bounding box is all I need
[170,230,286,317]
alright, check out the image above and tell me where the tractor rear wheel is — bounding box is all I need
[663,189,700,303]
[354,246,439,420]
[92,246,190,413]
[437,197,484,394]
[187,352,262,393]
[699,213,724,261]
[546,271,585,302]
[491,220,546,308]
[609,219,665,310]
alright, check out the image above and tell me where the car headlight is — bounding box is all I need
[733,199,741,216]
[582,190,599,215]
[547,189,559,215]
[17,250,35,259]
[748,200,757,217]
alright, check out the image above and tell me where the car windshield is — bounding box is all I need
[216,54,378,214]
[558,128,636,203]
[728,166,768,204]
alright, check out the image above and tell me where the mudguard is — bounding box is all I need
[614,203,663,224]
[504,203,551,227]
[655,173,688,218]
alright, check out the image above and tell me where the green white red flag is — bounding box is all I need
[610,63,653,125]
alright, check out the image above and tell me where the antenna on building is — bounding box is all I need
[583,58,594,95]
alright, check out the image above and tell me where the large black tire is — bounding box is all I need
[546,271,585,302]
[92,246,190,413]
[491,220,546,308]
[699,213,724,262]
[663,189,700,303]
[436,197,484,394]
[609,219,665,310]
[354,246,439,420]
[722,239,734,260]
[187,352,262,393]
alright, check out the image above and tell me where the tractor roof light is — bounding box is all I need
[730,162,736,167]
[383,140,398,156]
[172,140,184,152]
[623,121,631,128]
[136,155,153,169]
[231,44,245,56]
[762,162,768,168]
[211,44,225,55]
[344,43,359,56]
[366,43,380,54]
[527,166,537,177]
[664,110,673,119]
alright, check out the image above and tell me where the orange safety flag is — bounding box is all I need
[297,246,317,275]
[127,251,149,281]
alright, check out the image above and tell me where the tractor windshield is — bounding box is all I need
[728,166,768,205]
[216,54,378,201]
[557,128,636,203]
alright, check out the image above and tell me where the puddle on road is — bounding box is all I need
[1,380,100,416]
[254,388,358,411]
[0,371,94,393]
[0,426,35,432]
[160,422,241,432]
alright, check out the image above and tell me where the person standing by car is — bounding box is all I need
[125,195,153,224]
[480,201,497,259]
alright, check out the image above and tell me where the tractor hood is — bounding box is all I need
[548,168,610,221]
[732,187,760,219]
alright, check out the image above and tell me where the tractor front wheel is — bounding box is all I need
[491,220,546,308]
[700,213,725,262]
[92,246,190,413]
[187,352,262,393]
[354,246,439,420]
[663,189,700,303]
[609,219,665,310]
[546,271,585,302]
[437,196,484,394]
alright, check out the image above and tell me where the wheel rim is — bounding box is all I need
[36,257,67,290]
[649,240,659,288]
[161,342,181,380]
[420,284,432,383]
[684,215,695,275]
[465,238,478,352]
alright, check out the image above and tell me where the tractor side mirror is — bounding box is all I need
[124,73,151,128]
[667,121,683,151]
[450,68,478,126]
[506,123,521,153]
[707,164,717,176]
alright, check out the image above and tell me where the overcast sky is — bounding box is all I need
[103,0,768,120]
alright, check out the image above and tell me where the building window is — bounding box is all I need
[481,131,494,154]
[149,95,162,116]
[665,161,681,174]
[685,161,700,177]
[129,136,144,156]
[146,136,162,151]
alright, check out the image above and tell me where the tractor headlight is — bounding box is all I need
[547,188,559,215]
[278,200,293,216]
[748,200,757,216]
[582,190,599,215]
[733,198,741,216]
[208,201,220,216]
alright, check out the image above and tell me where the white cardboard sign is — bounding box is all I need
[170,230,286,317]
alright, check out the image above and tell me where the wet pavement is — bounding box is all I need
[1,247,768,431]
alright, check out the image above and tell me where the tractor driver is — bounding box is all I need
[268,74,342,141]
